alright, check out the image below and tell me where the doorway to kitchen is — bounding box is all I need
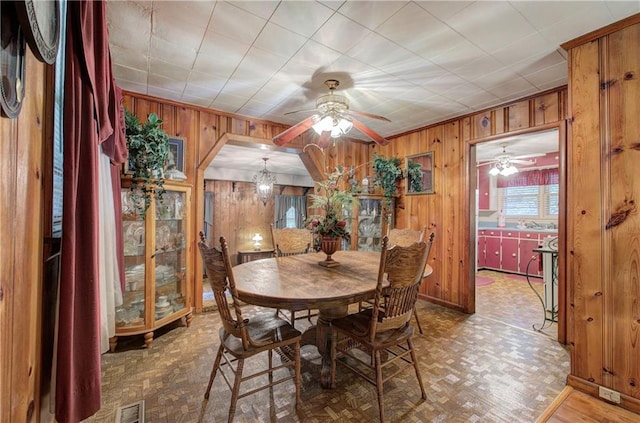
[471,126,564,341]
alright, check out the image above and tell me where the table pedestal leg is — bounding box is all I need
[316,305,348,388]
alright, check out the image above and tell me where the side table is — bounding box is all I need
[237,249,274,265]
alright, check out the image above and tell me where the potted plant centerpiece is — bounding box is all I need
[307,165,354,267]
[124,109,170,216]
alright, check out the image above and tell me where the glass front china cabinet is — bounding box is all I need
[111,179,192,351]
[343,195,394,252]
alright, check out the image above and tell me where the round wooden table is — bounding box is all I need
[233,250,433,388]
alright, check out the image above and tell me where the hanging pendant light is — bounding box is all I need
[252,158,277,206]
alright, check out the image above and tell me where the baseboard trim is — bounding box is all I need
[567,375,640,415]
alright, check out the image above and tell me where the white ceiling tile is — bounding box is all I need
[377,56,445,84]
[414,1,473,22]
[488,77,537,101]
[151,1,213,47]
[312,13,372,54]
[148,57,191,81]
[147,85,183,101]
[523,62,568,88]
[457,89,500,109]
[228,1,279,20]
[237,99,278,118]
[106,1,150,51]
[510,1,592,31]
[510,51,566,76]
[452,55,503,81]
[253,23,308,58]
[183,79,224,99]
[605,1,640,20]
[337,1,408,30]
[192,52,236,80]
[375,2,442,50]
[187,71,227,91]
[288,40,342,70]
[149,36,196,68]
[112,64,148,85]
[270,1,335,37]
[210,92,249,111]
[116,80,148,96]
[347,32,411,68]
[445,2,538,53]
[198,31,250,65]
[428,39,486,72]
[319,1,346,11]
[147,73,186,94]
[491,33,553,66]
[110,45,148,71]
[208,1,267,44]
[471,67,521,91]
[540,3,619,46]
[179,94,214,108]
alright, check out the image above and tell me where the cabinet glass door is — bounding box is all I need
[119,189,147,328]
[357,197,383,251]
[154,189,188,321]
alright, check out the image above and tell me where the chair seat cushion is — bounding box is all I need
[332,309,414,350]
[221,314,302,357]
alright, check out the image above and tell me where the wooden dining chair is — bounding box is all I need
[329,235,432,423]
[270,224,316,326]
[197,232,301,423]
[361,226,431,334]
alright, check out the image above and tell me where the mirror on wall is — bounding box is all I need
[405,152,434,195]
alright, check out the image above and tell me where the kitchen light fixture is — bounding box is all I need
[252,233,263,251]
[252,158,277,206]
[489,160,519,176]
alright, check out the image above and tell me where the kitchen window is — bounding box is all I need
[497,168,559,219]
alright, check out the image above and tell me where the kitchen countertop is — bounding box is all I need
[478,226,558,233]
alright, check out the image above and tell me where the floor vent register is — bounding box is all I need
[115,400,145,423]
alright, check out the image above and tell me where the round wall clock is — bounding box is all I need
[1,1,26,118]
[15,0,60,64]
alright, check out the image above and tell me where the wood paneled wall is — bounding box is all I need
[0,51,46,422]
[563,14,640,413]
[204,180,306,265]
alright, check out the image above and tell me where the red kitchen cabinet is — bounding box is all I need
[519,232,541,276]
[477,230,486,268]
[484,235,501,269]
[501,237,519,272]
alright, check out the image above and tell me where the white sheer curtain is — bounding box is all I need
[98,145,123,353]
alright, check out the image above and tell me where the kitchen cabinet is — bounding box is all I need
[519,232,542,276]
[478,229,555,277]
[484,231,501,269]
[343,195,393,252]
[112,179,193,351]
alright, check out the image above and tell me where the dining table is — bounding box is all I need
[232,249,433,388]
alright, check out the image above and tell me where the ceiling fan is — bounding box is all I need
[477,145,543,176]
[272,79,390,148]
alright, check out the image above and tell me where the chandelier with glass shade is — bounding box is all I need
[252,158,277,206]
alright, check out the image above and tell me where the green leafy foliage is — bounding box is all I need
[125,109,170,215]
[372,153,403,217]
[306,165,354,248]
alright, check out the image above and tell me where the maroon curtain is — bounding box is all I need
[57,1,126,421]
[497,168,559,188]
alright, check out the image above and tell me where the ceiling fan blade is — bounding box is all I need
[272,115,318,146]
[284,108,317,116]
[351,117,389,146]
[348,109,391,122]
[510,159,535,164]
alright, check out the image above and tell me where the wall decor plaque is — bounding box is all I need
[1,1,26,118]
[15,0,60,64]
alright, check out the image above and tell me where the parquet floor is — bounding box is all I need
[85,273,571,423]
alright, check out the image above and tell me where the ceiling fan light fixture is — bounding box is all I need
[501,165,519,176]
[312,115,333,135]
[489,165,501,176]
